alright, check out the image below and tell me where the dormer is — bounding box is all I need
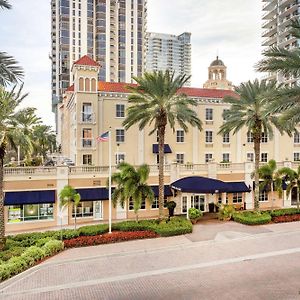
[72,55,100,93]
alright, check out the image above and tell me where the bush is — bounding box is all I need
[233,211,271,225]
[0,246,26,262]
[153,217,192,237]
[218,204,236,221]
[112,220,155,232]
[272,214,300,223]
[270,208,300,217]
[43,240,64,256]
[21,246,46,262]
[188,208,202,220]
[78,224,108,236]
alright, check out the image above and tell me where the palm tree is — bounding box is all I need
[256,19,300,128]
[59,185,81,229]
[277,165,300,209]
[0,2,23,86]
[0,84,28,249]
[218,80,285,211]
[257,160,282,211]
[111,162,154,222]
[123,71,202,220]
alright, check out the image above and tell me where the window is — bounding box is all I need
[129,197,146,210]
[176,130,184,143]
[259,190,268,202]
[205,130,213,143]
[82,128,92,148]
[116,104,125,118]
[261,132,268,143]
[82,103,92,122]
[181,196,187,213]
[83,154,92,165]
[205,153,213,163]
[115,153,125,164]
[72,201,93,218]
[222,153,230,163]
[261,152,268,162]
[223,109,229,121]
[151,197,167,209]
[205,108,213,121]
[294,152,300,161]
[233,193,243,203]
[8,203,54,223]
[247,153,254,162]
[116,129,125,142]
[176,153,184,164]
[247,131,253,143]
[223,133,230,143]
[294,132,300,144]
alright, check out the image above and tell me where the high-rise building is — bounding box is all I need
[50,0,147,127]
[145,32,191,86]
[262,0,299,84]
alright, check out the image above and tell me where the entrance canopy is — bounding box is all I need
[171,176,251,194]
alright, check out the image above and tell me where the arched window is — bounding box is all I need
[79,78,84,91]
[85,78,90,92]
[91,78,96,92]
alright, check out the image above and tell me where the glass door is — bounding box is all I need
[94,201,103,220]
[191,195,205,212]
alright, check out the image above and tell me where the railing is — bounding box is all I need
[148,165,170,173]
[217,163,245,171]
[69,166,117,175]
[179,164,207,172]
[4,167,57,176]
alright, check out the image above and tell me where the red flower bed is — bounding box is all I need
[273,214,300,223]
[64,230,158,248]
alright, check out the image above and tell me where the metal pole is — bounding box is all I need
[17,145,20,166]
[108,128,112,233]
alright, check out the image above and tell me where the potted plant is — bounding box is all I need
[165,201,177,220]
[188,208,203,224]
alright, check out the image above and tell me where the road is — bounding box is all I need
[1,221,300,300]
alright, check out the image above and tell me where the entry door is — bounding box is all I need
[191,195,205,212]
[94,201,103,220]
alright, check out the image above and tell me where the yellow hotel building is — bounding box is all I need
[3,56,300,233]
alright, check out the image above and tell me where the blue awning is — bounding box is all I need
[171,176,230,194]
[76,188,111,201]
[4,190,56,206]
[152,144,172,154]
[151,185,173,197]
[227,182,251,193]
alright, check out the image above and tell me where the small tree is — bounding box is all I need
[111,162,154,222]
[257,160,282,211]
[59,185,81,229]
[278,165,300,209]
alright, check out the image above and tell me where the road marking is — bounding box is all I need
[2,246,300,297]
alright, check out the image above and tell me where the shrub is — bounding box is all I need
[21,246,46,262]
[273,214,300,223]
[5,257,28,276]
[270,208,300,217]
[218,204,236,221]
[64,231,157,248]
[112,220,155,232]
[188,208,202,220]
[0,246,26,262]
[154,217,192,237]
[43,240,64,256]
[35,237,57,248]
[233,211,271,225]
[78,224,108,236]
[60,229,80,240]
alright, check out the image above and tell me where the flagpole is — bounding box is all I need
[108,127,112,234]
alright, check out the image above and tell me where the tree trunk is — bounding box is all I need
[158,123,166,221]
[297,185,299,210]
[135,212,139,223]
[74,205,77,230]
[253,135,261,212]
[0,156,5,250]
[271,180,274,212]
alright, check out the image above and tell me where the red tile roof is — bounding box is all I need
[65,81,237,99]
[65,84,74,92]
[73,55,99,67]
[97,82,236,98]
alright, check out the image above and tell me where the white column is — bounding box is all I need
[56,166,69,226]
[222,193,227,204]
[244,162,254,210]
[138,129,145,165]
[283,161,292,208]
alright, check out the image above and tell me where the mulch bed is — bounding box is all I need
[63,230,158,248]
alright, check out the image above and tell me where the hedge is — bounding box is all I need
[270,208,300,217]
[273,214,300,223]
[0,240,64,282]
[233,212,271,225]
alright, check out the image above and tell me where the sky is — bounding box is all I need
[0,0,263,128]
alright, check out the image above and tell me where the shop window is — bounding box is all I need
[72,201,94,218]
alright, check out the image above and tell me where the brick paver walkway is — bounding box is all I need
[1,221,300,299]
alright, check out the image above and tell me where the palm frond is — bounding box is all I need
[0,52,24,86]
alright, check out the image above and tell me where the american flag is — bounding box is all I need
[96,131,109,142]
